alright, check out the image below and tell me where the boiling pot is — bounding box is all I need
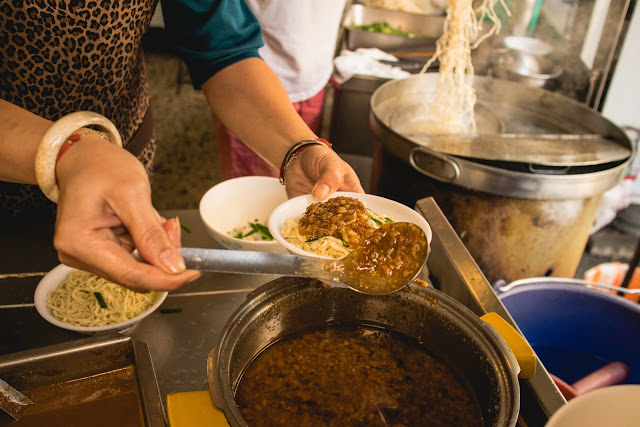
[207,277,536,427]
[369,74,633,283]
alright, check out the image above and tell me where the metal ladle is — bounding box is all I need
[179,222,429,295]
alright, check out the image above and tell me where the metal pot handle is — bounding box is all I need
[494,277,640,295]
[481,312,537,380]
[409,146,461,183]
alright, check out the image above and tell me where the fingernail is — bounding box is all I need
[159,248,186,273]
[174,217,182,241]
[185,271,201,284]
[313,183,330,201]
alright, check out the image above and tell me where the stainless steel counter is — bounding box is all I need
[0,209,275,406]
[0,200,564,426]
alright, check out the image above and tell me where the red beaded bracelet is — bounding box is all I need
[279,138,332,184]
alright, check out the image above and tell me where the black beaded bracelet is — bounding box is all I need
[278,138,332,184]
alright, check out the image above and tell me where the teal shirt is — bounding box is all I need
[161,0,264,89]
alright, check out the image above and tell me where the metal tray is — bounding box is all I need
[0,334,165,426]
[343,4,443,51]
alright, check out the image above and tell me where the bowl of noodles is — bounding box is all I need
[268,192,432,260]
[34,264,168,334]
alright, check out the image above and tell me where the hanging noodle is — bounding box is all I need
[410,0,509,134]
[47,269,158,327]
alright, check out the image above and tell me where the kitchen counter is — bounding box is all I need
[0,200,566,426]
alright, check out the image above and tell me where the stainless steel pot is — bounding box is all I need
[207,277,526,427]
[369,75,633,283]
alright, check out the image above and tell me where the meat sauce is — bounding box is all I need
[343,222,429,294]
[235,326,483,427]
[298,196,375,247]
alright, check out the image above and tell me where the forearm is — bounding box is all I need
[0,99,52,184]
[201,57,318,168]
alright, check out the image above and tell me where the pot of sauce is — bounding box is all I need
[369,74,633,283]
[207,277,529,426]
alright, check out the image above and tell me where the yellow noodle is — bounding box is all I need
[414,0,509,134]
[47,269,157,327]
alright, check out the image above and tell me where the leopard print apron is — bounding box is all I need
[0,0,158,218]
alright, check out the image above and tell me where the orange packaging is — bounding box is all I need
[584,262,640,303]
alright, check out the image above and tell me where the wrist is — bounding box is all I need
[279,138,332,184]
[55,128,113,185]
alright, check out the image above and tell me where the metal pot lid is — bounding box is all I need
[371,75,632,168]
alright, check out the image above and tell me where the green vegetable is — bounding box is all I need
[367,210,394,226]
[160,308,183,314]
[180,222,192,233]
[240,222,273,240]
[337,232,349,248]
[94,292,108,309]
[232,221,274,241]
[251,222,273,240]
[352,21,417,38]
[305,236,321,243]
[368,214,384,226]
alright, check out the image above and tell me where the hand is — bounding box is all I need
[283,145,364,200]
[53,135,200,292]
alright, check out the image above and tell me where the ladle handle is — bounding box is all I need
[178,247,336,280]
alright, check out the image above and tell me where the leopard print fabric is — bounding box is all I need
[0,0,158,217]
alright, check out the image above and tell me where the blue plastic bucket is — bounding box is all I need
[495,278,640,384]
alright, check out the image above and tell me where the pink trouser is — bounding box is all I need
[214,87,326,179]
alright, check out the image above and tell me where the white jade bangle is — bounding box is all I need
[35,111,123,203]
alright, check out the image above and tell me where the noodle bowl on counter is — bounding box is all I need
[34,264,168,333]
[47,269,159,327]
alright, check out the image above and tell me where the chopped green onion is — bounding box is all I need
[160,308,183,314]
[384,217,393,223]
[94,292,108,309]
[337,232,349,247]
[368,214,384,226]
[241,228,258,238]
[180,222,192,233]
[305,236,322,243]
[249,222,273,240]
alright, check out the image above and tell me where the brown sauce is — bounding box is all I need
[343,222,429,294]
[235,326,483,427]
[0,366,144,427]
[299,196,376,247]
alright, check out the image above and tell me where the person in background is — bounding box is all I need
[0,0,363,292]
[215,0,348,178]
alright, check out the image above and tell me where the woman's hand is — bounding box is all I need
[53,135,200,292]
[283,145,364,200]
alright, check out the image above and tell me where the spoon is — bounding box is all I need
[178,222,429,295]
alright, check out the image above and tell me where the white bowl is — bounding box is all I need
[199,176,288,253]
[34,264,168,335]
[546,385,640,426]
[268,192,432,259]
